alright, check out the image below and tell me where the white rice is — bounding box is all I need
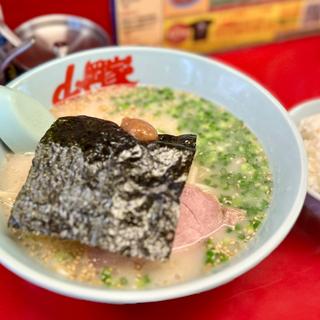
[299,114,320,193]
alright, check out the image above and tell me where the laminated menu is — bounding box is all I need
[112,0,320,53]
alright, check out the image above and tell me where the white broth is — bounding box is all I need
[0,85,272,289]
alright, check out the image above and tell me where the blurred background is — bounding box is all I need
[1,0,112,33]
[1,0,320,103]
[2,0,320,55]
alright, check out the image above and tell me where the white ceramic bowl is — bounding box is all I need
[290,98,320,203]
[0,47,307,303]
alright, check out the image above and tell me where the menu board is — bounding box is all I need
[112,0,320,53]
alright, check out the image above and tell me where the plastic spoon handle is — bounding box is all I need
[0,21,22,47]
[0,86,54,153]
[0,5,22,47]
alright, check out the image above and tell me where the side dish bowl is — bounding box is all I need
[290,98,320,203]
[0,47,307,303]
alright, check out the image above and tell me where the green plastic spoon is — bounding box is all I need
[0,86,54,153]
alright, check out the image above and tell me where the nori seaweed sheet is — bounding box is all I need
[8,116,196,261]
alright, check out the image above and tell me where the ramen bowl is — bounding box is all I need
[0,47,307,303]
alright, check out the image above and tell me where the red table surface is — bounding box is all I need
[1,1,320,319]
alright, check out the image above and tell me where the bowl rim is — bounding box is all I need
[289,98,320,202]
[0,46,307,304]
